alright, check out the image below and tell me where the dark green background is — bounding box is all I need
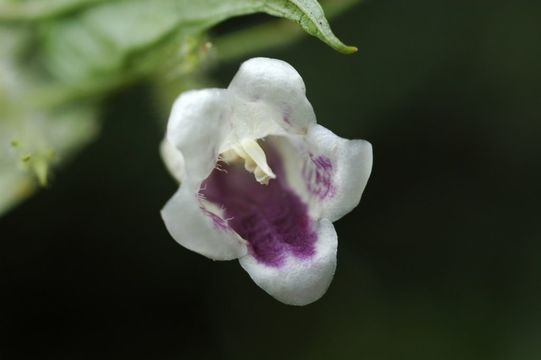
[2,0,540,359]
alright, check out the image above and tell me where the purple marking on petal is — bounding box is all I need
[302,154,336,200]
[282,115,291,125]
[201,207,230,232]
[281,106,294,127]
[200,144,316,267]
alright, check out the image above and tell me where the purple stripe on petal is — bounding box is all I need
[201,207,230,231]
[200,144,316,267]
[303,154,336,200]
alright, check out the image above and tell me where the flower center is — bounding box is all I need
[200,140,316,267]
[221,139,276,185]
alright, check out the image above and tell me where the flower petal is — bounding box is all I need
[228,57,316,133]
[166,88,232,182]
[161,185,248,261]
[239,218,337,306]
[304,125,373,221]
[264,127,372,222]
[160,139,184,183]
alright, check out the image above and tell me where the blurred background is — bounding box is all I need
[1,0,541,359]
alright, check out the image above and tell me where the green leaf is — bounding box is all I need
[0,26,100,216]
[213,0,361,62]
[0,0,105,21]
[40,0,356,85]
[0,101,99,209]
[262,0,357,54]
[0,103,99,216]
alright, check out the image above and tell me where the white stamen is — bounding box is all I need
[223,139,276,185]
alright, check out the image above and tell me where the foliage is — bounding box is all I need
[0,0,358,215]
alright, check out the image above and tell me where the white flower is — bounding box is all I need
[161,57,372,306]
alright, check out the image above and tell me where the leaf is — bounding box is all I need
[0,27,100,216]
[0,103,99,216]
[213,0,361,62]
[262,0,357,54]
[0,0,105,21]
[40,0,356,84]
